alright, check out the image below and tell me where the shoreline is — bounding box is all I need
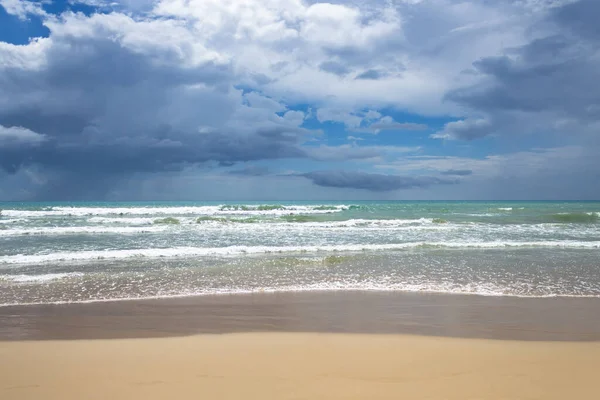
[3,286,600,308]
[3,290,600,399]
[2,290,600,341]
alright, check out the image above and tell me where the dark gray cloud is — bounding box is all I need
[355,69,385,80]
[2,129,305,173]
[553,0,600,41]
[301,170,458,191]
[443,0,600,140]
[0,22,316,198]
[367,122,428,132]
[440,169,473,176]
[448,36,600,117]
[319,61,350,76]
[305,145,383,161]
[227,165,270,176]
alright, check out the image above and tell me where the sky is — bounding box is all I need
[0,0,599,201]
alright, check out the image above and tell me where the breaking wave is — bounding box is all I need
[0,226,167,236]
[0,226,165,237]
[0,272,84,283]
[1,204,350,218]
[3,240,600,265]
[547,212,599,223]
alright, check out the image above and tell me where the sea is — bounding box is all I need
[1,201,599,306]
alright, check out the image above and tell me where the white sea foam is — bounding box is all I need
[87,216,451,229]
[1,272,84,283]
[1,205,349,218]
[464,213,497,217]
[89,216,203,225]
[0,226,167,236]
[88,217,156,225]
[2,281,599,307]
[194,217,443,228]
[2,240,599,265]
[288,218,440,227]
[0,218,28,224]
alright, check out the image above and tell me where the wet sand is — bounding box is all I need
[2,292,600,400]
[2,291,600,341]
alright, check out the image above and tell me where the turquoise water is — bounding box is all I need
[1,201,599,305]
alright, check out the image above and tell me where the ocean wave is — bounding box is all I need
[3,240,600,264]
[279,218,445,228]
[2,219,598,237]
[0,226,167,236]
[1,205,350,218]
[307,218,438,226]
[2,281,599,307]
[193,217,441,227]
[196,216,263,224]
[88,217,155,225]
[0,218,28,224]
[547,212,599,223]
[153,217,181,225]
[0,272,84,283]
[90,216,439,227]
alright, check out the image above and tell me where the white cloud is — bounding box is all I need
[147,0,515,116]
[0,125,46,145]
[377,146,591,180]
[0,0,48,20]
[3,0,546,117]
[431,118,493,140]
[316,108,363,128]
[0,38,49,69]
[314,109,427,134]
[308,144,421,162]
[282,110,306,126]
[44,12,223,67]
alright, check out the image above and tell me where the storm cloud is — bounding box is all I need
[441,0,600,140]
[440,169,473,176]
[1,0,599,200]
[0,11,317,197]
[301,171,458,192]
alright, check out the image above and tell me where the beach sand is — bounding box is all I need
[2,333,600,400]
[2,292,600,400]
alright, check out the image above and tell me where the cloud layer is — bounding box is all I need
[0,0,599,199]
[302,171,458,191]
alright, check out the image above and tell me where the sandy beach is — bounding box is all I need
[2,292,600,400]
[2,332,600,400]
